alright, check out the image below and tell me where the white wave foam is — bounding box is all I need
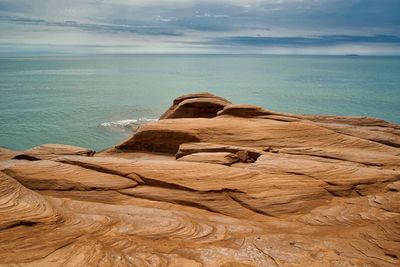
[137,118,159,122]
[100,118,158,128]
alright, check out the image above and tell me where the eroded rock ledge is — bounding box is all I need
[1,92,399,266]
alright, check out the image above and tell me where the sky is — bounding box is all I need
[0,0,399,55]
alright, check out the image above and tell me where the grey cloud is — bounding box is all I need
[217,35,400,47]
[0,0,399,54]
[0,15,183,36]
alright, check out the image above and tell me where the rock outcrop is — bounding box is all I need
[13,144,95,160]
[1,92,399,266]
[177,152,240,165]
[176,142,261,162]
[159,92,231,119]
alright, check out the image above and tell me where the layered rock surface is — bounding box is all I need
[1,93,399,266]
[159,92,231,119]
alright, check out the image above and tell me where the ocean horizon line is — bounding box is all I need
[1,53,400,58]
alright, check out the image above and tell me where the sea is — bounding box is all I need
[1,54,399,151]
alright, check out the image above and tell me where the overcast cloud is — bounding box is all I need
[0,0,399,54]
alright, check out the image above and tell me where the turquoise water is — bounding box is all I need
[1,54,399,151]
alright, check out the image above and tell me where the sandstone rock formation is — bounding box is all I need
[1,93,399,266]
[177,152,240,165]
[159,92,231,119]
[13,144,95,160]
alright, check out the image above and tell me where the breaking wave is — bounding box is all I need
[100,118,158,128]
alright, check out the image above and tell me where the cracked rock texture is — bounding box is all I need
[0,92,399,266]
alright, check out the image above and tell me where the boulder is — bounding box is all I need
[236,150,250,163]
